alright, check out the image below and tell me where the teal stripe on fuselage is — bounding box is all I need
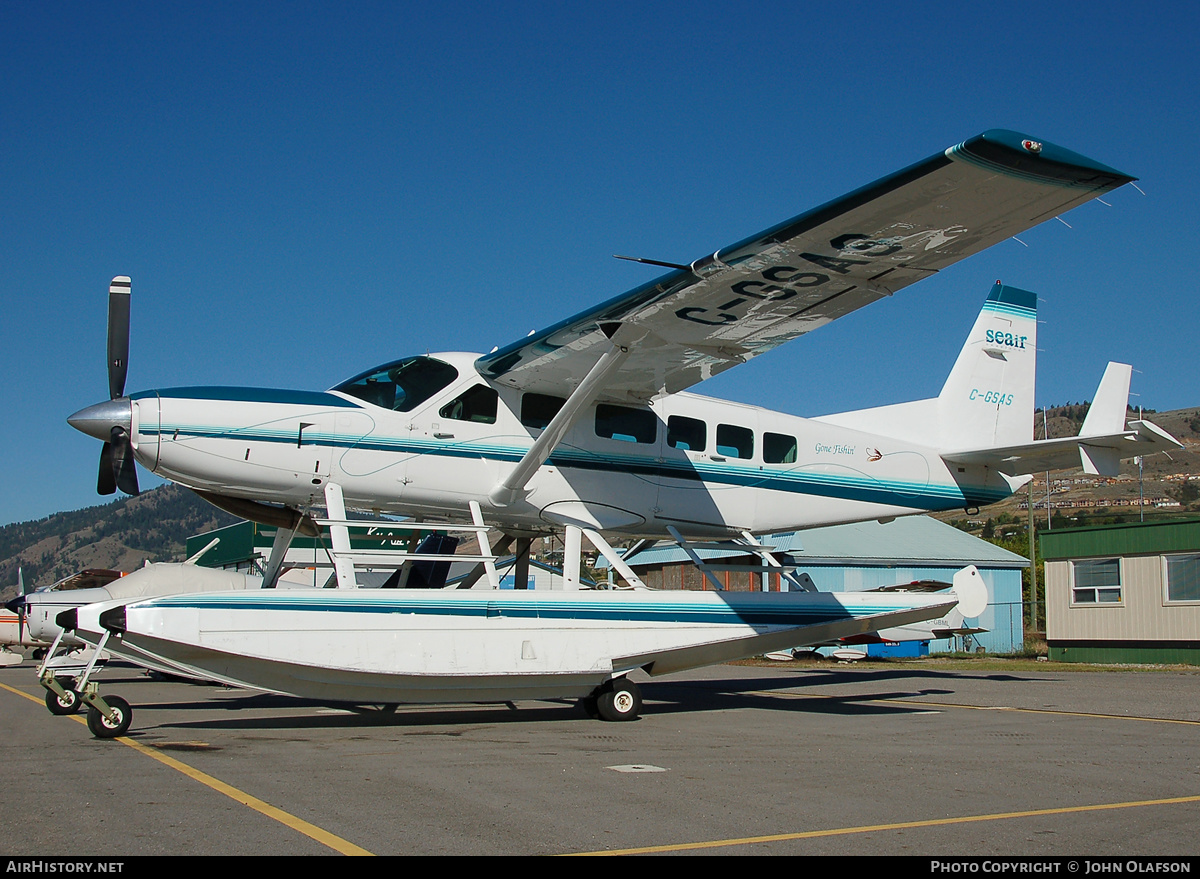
[146,422,1008,509]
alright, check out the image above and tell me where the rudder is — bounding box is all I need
[936,283,1037,451]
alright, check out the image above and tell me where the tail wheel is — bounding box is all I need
[86,696,133,738]
[45,680,80,716]
[596,679,642,722]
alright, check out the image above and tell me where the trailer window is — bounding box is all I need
[1071,558,1122,604]
[1165,554,1200,603]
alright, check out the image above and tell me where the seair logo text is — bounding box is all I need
[985,329,1027,349]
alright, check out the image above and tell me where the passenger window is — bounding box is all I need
[596,404,657,444]
[667,415,706,452]
[439,385,498,424]
[764,432,798,464]
[716,424,753,459]
[521,393,566,430]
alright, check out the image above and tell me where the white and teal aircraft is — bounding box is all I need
[58,130,1180,736]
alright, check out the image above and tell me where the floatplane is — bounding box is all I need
[48,130,1180,737]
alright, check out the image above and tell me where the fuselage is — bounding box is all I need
[116,352,1009,538]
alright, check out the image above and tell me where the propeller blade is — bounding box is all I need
[107,277,131,400]
[116,444,140,495]
[98,442,117,495]
[110,426,140,496]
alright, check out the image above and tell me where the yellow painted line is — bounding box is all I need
[882,698,1200,725]
[568,794,1200,855]
[745,688,1200,725]
[0,681,373,856]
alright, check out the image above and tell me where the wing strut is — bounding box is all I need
[488,325,637,507]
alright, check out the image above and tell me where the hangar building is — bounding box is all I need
[607,516,1029,655]
[187,516,1030,653]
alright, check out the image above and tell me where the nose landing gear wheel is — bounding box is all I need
[595,679,642,722]
[86,696,132,738]
[45,678,80,716]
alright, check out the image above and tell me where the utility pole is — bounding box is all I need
[1029,479,1038,634]
[1137,406,1145,523]
[1043,408,1052,529]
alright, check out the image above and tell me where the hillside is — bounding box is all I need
[0,485,236,600]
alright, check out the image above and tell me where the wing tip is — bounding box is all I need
[953,129,1136,187]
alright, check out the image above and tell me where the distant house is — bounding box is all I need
[1041,519,1200,665]
[604,516,1029,655]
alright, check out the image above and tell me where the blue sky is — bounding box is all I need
[3,1,1198,526]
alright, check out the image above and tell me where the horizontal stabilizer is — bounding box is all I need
[866,579,952,593]
[943,418,1182,477]
[942,360,1181,477]
[864,566,986,618]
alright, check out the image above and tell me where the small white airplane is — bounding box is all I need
[2,569,128,666]
[57,130,1181,736]
[12,569,125,649]
[765,579,989,661]
[1,570,42,666]
[27,560,272,717]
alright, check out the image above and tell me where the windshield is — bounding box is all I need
[332,356,459,412]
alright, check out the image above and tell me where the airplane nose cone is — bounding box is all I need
[68,399,132,441]
[3,595,22,614]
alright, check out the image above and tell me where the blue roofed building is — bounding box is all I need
[605,516,1029,655]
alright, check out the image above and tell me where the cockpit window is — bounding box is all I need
[332,357,459,412]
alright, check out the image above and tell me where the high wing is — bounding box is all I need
[476,130,1133,401]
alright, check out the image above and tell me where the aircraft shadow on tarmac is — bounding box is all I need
[115,666,1051,734]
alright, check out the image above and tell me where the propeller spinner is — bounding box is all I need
[67,277,139,496]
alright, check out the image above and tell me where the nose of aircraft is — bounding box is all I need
[67,399,132,442]
[3,595,23,615]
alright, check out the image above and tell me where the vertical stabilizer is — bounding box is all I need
[936,283,1038,451]
[1078,362,1132,475]
[1080,362,1132,436]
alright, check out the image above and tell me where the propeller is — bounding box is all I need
[98,278,137,495]
[4,568,29,644]
[18,568,25,644]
